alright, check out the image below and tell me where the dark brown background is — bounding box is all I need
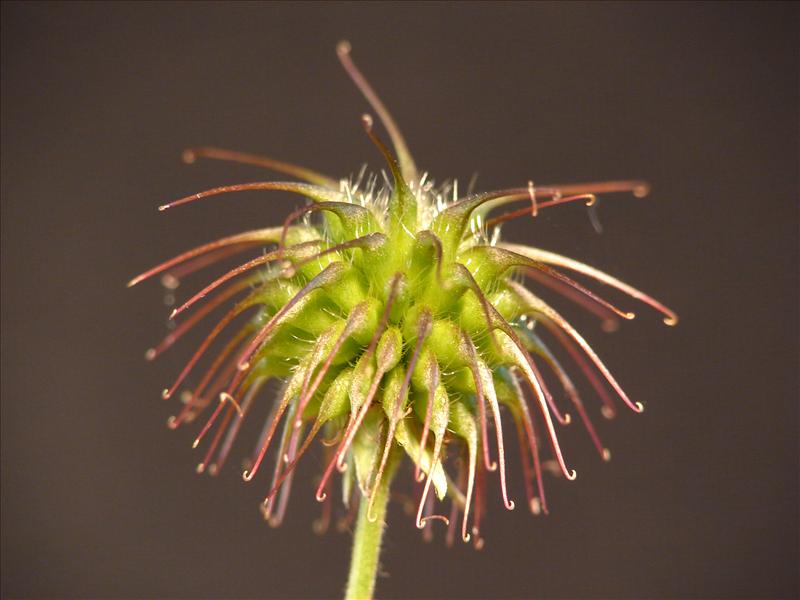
[2,2,797,599]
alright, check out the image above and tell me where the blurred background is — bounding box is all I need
[2,2,797,599]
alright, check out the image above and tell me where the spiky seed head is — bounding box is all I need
[130,42,677,546]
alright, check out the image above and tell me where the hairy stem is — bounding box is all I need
[345,453,399,600]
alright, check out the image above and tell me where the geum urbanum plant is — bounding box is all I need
[129,42,677,599]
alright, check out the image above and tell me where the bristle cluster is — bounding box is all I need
[130,42,676,545]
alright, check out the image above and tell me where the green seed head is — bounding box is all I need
[130,41,677,546]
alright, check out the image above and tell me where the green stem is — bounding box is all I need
[345,458,398,600]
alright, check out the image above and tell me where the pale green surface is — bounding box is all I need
[345,457,397,600]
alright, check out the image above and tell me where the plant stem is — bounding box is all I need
[344,457,398,600]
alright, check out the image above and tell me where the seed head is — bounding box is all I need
[130,42,677,546]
